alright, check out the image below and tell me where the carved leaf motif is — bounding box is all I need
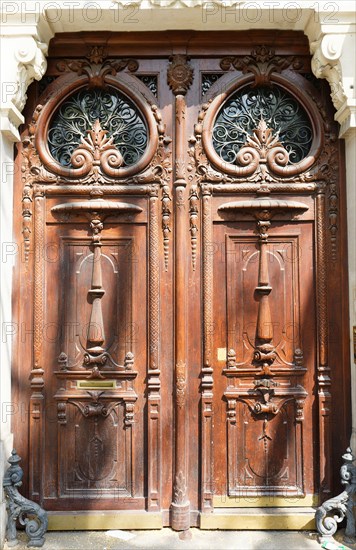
[174,470,187,504]
[56,56,139,87]
[176,361,186,408]
[220,45,303,86]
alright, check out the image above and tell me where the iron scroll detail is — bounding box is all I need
[3,450,48,547]
[315,447,356,544]
[48,88,148,168]
[212,86,312,165]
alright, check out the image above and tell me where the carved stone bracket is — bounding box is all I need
[3,450,48,548]
[1,36,48,141]
[311,35,347,113]
[315,447,356,545]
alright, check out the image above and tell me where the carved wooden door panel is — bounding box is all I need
[15,51,174,525]
[187,47,350,528]
[13,32,350,530]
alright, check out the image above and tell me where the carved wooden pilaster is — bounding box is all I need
[168,55,192,531]
[201,183,214,512]
[147,184,161,511]
[29,188,45,501]
[316,188,332,500]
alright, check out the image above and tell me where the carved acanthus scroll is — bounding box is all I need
[220,45,303,86]
[69,119,125,181]
[56,51,139,88]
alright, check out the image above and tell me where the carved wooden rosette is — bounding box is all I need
[168,54,192,531]
[22,62,171,510]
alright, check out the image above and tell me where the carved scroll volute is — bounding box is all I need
[70,119,124,181]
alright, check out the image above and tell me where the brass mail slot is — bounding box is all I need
[77,380,116,390]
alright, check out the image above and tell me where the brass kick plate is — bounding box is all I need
[77,380,116,389]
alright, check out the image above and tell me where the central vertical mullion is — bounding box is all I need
[168,55,193,532]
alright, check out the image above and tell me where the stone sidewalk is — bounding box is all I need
[3,529,356,550]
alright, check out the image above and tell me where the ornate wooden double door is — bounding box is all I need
[13,32,351,530]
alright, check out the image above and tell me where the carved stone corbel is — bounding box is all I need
[310,35,347,112]
[1,36,48,141]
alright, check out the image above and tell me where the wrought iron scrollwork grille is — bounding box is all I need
[48,88,148,167]
[212,85,313,165]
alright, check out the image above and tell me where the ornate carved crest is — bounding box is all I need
[57,55,139,88]
[220,45,303,86]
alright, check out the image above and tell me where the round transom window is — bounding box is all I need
[48,88,148,167]
[212,86,313,165]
